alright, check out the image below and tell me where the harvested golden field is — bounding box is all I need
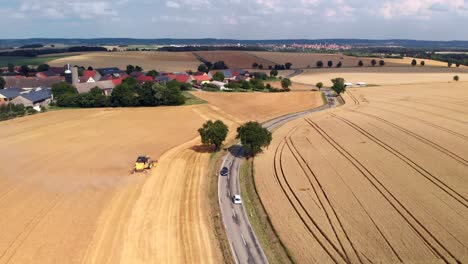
[49,51,200,72]
[191,91,323,122]
[293,67,468,86]
[385,57,460,67]
[266,81,315,91]
[194,51,275,69]
[255,82,468,263]
[0,105,222,264]
[0,90,324,264]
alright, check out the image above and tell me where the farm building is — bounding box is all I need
[74,80,116,95]
[0,88,23,102]
[192,74,211,84]
[9,88,53,110]
[3,76,64,89]
[96,67,121,76]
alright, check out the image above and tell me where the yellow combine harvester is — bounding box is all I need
[134,155,157,173]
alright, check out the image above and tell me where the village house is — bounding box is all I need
[79,70,102,83]
[192,72,211,84]
[74,80,116,96]
[0,88,23,103]
[10,88,53,111]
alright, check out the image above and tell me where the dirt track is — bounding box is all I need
[254,82,468,263]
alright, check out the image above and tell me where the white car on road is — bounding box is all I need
[232,195,242,204]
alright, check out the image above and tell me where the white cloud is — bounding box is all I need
[379,0,465,19]
[166,1,181,8]
[16,0,118,20]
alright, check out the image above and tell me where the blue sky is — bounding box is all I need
[1,0,467,40]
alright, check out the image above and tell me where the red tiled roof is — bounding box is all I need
[112,78,123,86]
[193,75,210,82]
[36,72,48,79]
[174,74,190,83]
[137,75,155,83]
[193,71,207,76]
[83,70,97,79]
[166,74,176,80]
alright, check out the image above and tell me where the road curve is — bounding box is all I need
[218,89,339,263]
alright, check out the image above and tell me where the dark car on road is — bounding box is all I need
[220,167,229,176]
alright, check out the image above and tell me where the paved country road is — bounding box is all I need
[218,89,339,263]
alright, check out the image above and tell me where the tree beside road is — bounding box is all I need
[198,120,228,151]
[236,121,272,157]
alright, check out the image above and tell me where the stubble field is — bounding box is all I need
[192,91,322,122]
[0,90,323,264]
[254,82,468,263]
[49,51,200,72]
[292,67,468,86]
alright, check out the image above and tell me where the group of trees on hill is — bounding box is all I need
[252,62,292,70]
[356,59,385,67]
[52,78,186,108]
[198,61,229,72]
[198,61,228,72]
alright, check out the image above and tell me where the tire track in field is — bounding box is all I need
[363,105,468,141]
[305,118,461,264]
[285,135,363,264]
[273,132,347,263]
[301,136,405,263]
[369,100,468,125]
[349,110,468,167]
[400,98,468,113]
[346,91,360,105]
[0,194,63,264]
[330,113,468,208]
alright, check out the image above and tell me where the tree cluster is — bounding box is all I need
[126,65,143,74]
[52,79,186,108]
[331,77,346,95]
[198,120,229,151]
[197,120,273,156]
[0,103,38,121]
[110,78,185,107]
[237,121,272,157]
[198,61,229,72]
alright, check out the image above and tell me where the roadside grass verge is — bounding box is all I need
[184,91,208,105]
[0,55,73,67]
[321,91,327,105]
[240,158,294,264]
[207,147,235,264]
